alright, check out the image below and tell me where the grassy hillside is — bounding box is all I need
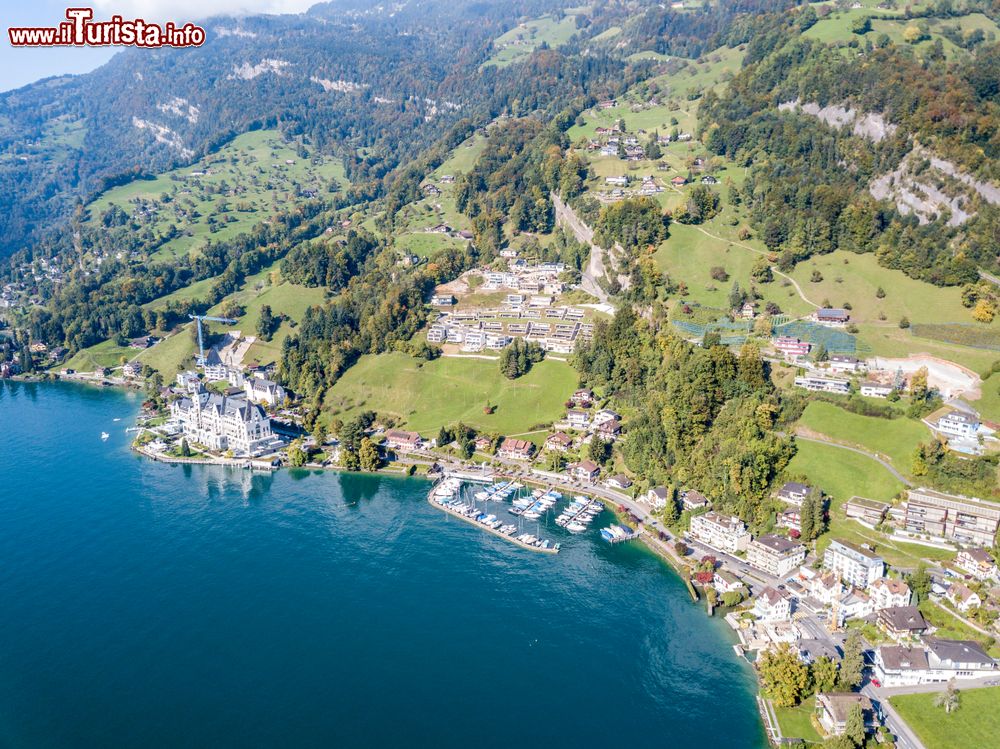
[796,401,931,475]
[324,352,577,436]
[483,12,582,67]
[891,687,1000,749]
[85,129,347,262]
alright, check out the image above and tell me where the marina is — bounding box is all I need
[428,474,639,554]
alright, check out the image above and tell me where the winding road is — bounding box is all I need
[551,192,610,304]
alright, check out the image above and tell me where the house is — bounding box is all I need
[682,489,709,511]
[871,578,911,611]
[773,336,811,361]
[816,694,874,737]
[946,583,982,612]
[605,176,628,186]
[545,432,573,452]
[837,589,874,621]
[129,335,158,349]
[595,418,622,439]
[700,175,718,184]
[606,474,633,490]
[176,371,203,393]
[598,99,617,109]
[955,547,998,581]
[592,409,620,427]
[384,429,423,452]
[571,388,594,407]
[567,460,600,482]
[877,606,928,640]
[794,375,850,394]
[421,183,441,196]
[860,381,894,398]
[670,175,687,187]
[776,508,801,534]
[753,587,792,621]
[874,639,997,687]
[810,571,843,606]
[565,409,591,430]
[645,486,671,510]
[169,392,278,457]
[713,569,745,595]
[777,481,811,506]
[812,308,850,326]
[823,539,885,589]
[844,496,889,526]
[933,409,980,439]
[689,511,751,553]
[122,361,142,379]
[904,488,1000,547]
[498,438,534,461]
[244,376,287,406]
[747,535,807,577]
[828,355,862,373]
[430,294,456,306]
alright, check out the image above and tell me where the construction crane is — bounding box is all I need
[188,314,236,365]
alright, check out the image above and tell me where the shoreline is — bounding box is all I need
[425,492,560,554]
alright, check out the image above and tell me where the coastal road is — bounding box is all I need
[862,683,927,749]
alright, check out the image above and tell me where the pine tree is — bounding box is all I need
[839,630,864,690]
[800,491,815,541]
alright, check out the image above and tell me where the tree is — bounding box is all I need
[287,439,308,467]
[910,366,929,401]
[179,438,191,457]
[851,16,871,35]
[972,299,996,323]
[758,643,811,707]
[437,425,454,447]
[800,491,815,542]
[843,703,866,747]
[838,630,864,690]
[751,258,773,283]
[588,436,612,466]
[933,680,961,713]
[358,437,381,472]
[875,286,886,299]
[908,563,932,602]
[811,656,839,693]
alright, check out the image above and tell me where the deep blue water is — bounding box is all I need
[0,381,766,748]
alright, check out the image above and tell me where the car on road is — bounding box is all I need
[870,677,881,688]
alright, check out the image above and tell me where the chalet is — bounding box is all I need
[646,486,670,510]
[871,578,911,611]
[816,694,874,738]
[498,437,534,461]
[682,489,709,511]
[746,535,807,577]
[605,176,628,186]
[598,99,617,110]
[776,508,801,534]
[753,587,792,621]
[568,460,600,482]
[947,583,982,612]
[384,429,423,452]
[734,301,755,320]
[877,606,928,640]
[429,223,451,233]
[670,175,687,187]
[828,354,862,373]
[676,132,692,141]
[823,539,885,589]
[421,183,441,196]
[129,335,159,349]
[244,377,287,406]
[956,547,998,581]
[700,175,718,184]
[571,388,594,407]
[457,230,474,240]
[860,381,894,398]
[430,294,456,306]
[812,308,850,326]
[596,418,622,439]
[544,432,572,455]
[777,481,811,506]
[499,248,518,259]
[844,496,889,527]
[473,436,492,452]
[773,336,811,361]
[605,474,633,491]
[122,361,142,379]
[689,511,750,553]
[592,409,620,427]
[794,375,850,394]
[439,174,455,184]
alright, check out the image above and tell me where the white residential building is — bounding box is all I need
[860,381,894,398]
[794,375,850,394]
[823,539,885,589]
[689,511,751,553]
[244,376,287,406]
[874,639,997,687]
[754,587,792,622]
[746,535,807,578]
[870,578,911,611]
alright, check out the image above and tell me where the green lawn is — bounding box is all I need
[62,339,136,372]
[796,401,931,475]
[891,687,1000,749]
[434,133,487,176]
[324,352,578,436]
[483,13,582,67]
[918,600,998,654]
[772,701,822,744]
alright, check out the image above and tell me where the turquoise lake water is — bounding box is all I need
[0,381,766,748]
